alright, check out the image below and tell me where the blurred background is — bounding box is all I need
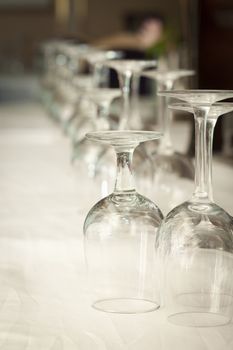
[0,0,233,154]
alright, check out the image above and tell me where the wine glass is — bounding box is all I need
[72,88,121,210]
[141,70,195,148]
[40,40,59,107]
[103,59,156,129]
[64,74,94,138]
[156,90,233,327]
[139,69,195,214]
[100,59,157,199]
[130,75,141,128]
[47,42,91,124]
[72,87,121,155]
[83,50,123,87]
[65,50,122,141]
[40,40,70,118]
[83,130,163,314]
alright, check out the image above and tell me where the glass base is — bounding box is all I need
[92,298,160,314]
[168,292,233,327]
[168,311,231,328]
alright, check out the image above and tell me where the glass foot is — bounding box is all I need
[168,292,233,327]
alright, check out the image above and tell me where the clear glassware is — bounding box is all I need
[72,88,121,210]
[64,50,122,142]
[40,40,69,118]
[72,87,121,159]
[103,59,156,129]
[142,70,195,144]
[47,43,96,127]
[46,42,89,123]
[131,74,142,129]
[65,74,94,141]
[139,70,195,214]
[84,50,122,88]
[83,130,163,314]
[156,90,233,327]
[101,59,157,198]
[40,40,58,106]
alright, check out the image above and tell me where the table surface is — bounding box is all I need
[0,79,233,349]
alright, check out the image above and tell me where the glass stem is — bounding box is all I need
[206,118,217,201]
[131,75,141,128]
[158,80,174,155]
[92,63,102,87]
[114,147,136,193]
[192,106,212,203]
[118,72,132,129]
[96,102,110,130]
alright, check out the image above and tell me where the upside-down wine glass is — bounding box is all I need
[72,88,121,210]
[84,130,163,314]
[170,102,233,201]
[130,74,142,129]
[64,74,94,139]
[139,70,195,214]
[103,59,156,129]
[156,90,233,327]
[84,50,123,88]
[40,40,69,118]
[100,59,157,198]
[48,42,91,125]
[65,50,122,142]
[40,39,58,108]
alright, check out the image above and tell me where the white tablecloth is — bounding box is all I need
[0,92,233,348]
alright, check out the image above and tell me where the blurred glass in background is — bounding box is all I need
[0,0,232,156]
